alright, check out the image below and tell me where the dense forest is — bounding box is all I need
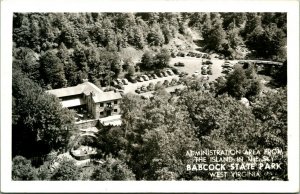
[13,12,286,89]
[12,12,287,180]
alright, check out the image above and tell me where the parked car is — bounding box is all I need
[177,52,185,57]
[147,74,153,80]
[147,83,155,91]
[222,62,231,67]
[162,71,168,77]
[170,78,178,86]
[135,88,141,94]
[137,76,144,82]
[128,76,137,83]
[179,72,188,77]
[122,78,129,85]
[116,79,123,85]
[222,69,230,74]
[157,72,164,77]
[201,65,208,70]
[205,60,213,65]
[141,75,149,81]
[152,74,159,79]
[163,80,170,86]
[174,62,185,67]
[203,82,210,90]
[192,71,200,77]
[208,69,212,75]
[166,70,174,76]
[201,69,207,75]
[141,85,147,92]
[112,80,118,86]
[201,75,210,81]
[117,89,124,95]
[171,68,179,75]
[116,84,124,90]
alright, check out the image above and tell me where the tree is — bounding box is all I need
[226,66,249,99]
[140,50,155,70]
[91,157,135,180]
[252,88,287,148]
[12,70,75,158]
[12,156,37,180]
[12,47,40,81]
[127,65,135,78]
[147,23,165,46]
[245,21,286,60]
[154,48,171,69]
[274,60,287,86]
[227,22,243,49]
[39,50,67,89]
[202,13,227,51]
[51,158,81,180]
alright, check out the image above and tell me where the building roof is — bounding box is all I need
[92,90,122,103]
[47,84,85,98]
[61,97,86,108]
[47,82,104,98]
[47,81,121,104]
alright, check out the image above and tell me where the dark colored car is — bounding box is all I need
[135,88,141,94]
[116,84,124,90]
[174,62,185,67]
[205,60,213,65]
[201,69,208,75]
[152,74,158,79]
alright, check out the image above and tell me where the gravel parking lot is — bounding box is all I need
[170,56,238,81]
[123,74,179,94]
[119,55,239,95]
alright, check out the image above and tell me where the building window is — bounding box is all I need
[100,103,104,107]
[114,100,118,104]
[114,109,118,113]
[100,111,104,115]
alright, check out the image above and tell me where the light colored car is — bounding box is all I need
[116,79,123,85]
[137,77,144,82]
[192,71,200,77]
[122,78,129,85]
[142,75,149,81]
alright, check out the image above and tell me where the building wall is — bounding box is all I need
[75,119,99,129]
[85,94,97,119]
[95,99,121,118]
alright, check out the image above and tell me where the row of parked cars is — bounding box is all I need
[133,69,175,83]
[201,64,213,75]
[111,78,129,90]
[177,51,211,59]
[221,61,234,74]
[135,78,180,94]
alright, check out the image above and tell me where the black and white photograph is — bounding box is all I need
[1,0,299,193]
